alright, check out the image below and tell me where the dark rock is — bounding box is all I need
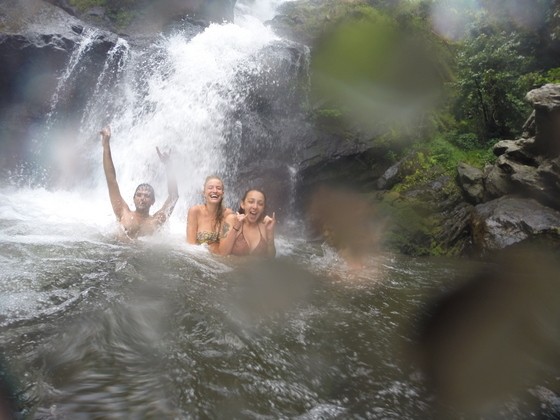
[484,163,514,199]
[457,162,484,204]
[493,137,539,166]
[521,110,536,138]
[525,84,560,157]
[0,0,118,178]
[44,0,77,17]
[471,196,560,252]
[377,161,402,190]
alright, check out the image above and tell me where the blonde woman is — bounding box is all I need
[186,175,233,253]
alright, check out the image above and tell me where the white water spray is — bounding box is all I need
[3,1,295,240]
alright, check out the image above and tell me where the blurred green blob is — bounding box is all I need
[312,10,397,89]
[310,6,451,136]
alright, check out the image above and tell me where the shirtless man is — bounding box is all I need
[100,126,178,240]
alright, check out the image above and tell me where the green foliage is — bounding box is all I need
[378,194,436,256]
[313,107,351,137]
[314,107,343,120]
[310,2,455,139]
[453,28,533,140]
[395,134,494,193]
[447,0,560,142]
[518,67,560,93]
[69,0,141,27]
[69,0,106,10]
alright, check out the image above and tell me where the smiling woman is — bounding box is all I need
[186,175,233,253]
[218,188,276,257]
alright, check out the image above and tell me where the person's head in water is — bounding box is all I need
[203,176,225,205]
[203,175,226,229]
[238,189,267,223]
[133,183,155,213]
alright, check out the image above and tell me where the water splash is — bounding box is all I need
[44,28,101,128]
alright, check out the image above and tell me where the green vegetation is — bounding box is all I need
[65,0,560,255]
[309,0,560,159]
[68,0,142,28]
[304,0,560,254]
[310,1,454,141]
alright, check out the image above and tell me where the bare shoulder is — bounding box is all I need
[224,207,234,217]
[118,206,134,222]
[223,212,237,223]
[188,205,203,217]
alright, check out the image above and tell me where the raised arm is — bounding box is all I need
[101,126,128,220]
[263,212,277,257]
[153,147,179,225]
[218,212,245,255]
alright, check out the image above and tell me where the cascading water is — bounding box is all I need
[1,1,550,419]
[31,8,292,234]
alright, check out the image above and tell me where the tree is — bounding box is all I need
[453,25,533,141]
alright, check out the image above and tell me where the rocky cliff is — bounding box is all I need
[457,84,560,254]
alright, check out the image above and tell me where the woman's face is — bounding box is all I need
[204,178,224,205]
[241,190,265,223]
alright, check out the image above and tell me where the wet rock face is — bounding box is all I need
[526,84,560,157]
[456,163,484,204]
[44,0,237,31]
[476,109,560,211]
[0,1,118,178]
[454,84,560,254]
[471,196,560,252]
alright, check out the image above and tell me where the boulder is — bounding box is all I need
[471,196,560,252]
[377,161,401,190]
[472,85,560,215]
[525,84,560,157]
[457,162,484,204]
[493,137,539,166]
[484,163,514,199]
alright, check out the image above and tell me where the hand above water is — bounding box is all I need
[100,126,111,145]
[156,146,172,165]
[263,212,276,235]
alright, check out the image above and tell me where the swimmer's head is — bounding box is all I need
[133,183,156,211]
[134,183,155,201]
[238,188,267,223]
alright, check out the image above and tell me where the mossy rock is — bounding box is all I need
[268,0,372,47]
[379,176,471,256]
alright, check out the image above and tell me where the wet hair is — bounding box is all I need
[134,183,155,201]
[238,188,267,222]
[204,175,226,232]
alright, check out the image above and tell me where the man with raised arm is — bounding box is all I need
[100,126,178,240]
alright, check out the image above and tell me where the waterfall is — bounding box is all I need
[20,0,305,237]
[88,21,279,217]
[45,28,102,127]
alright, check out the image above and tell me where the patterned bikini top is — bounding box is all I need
[196,230,219,245]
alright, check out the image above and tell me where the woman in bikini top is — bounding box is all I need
[218,189,276,257]
[196,230,220,246]
[186,175,232,253]
[230,224,268,256]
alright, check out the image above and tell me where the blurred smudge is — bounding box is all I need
[223,259,320,322]
[413,245,560,416]
[305,186,383,269]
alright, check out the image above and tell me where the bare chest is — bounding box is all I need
[120,212,158,239]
